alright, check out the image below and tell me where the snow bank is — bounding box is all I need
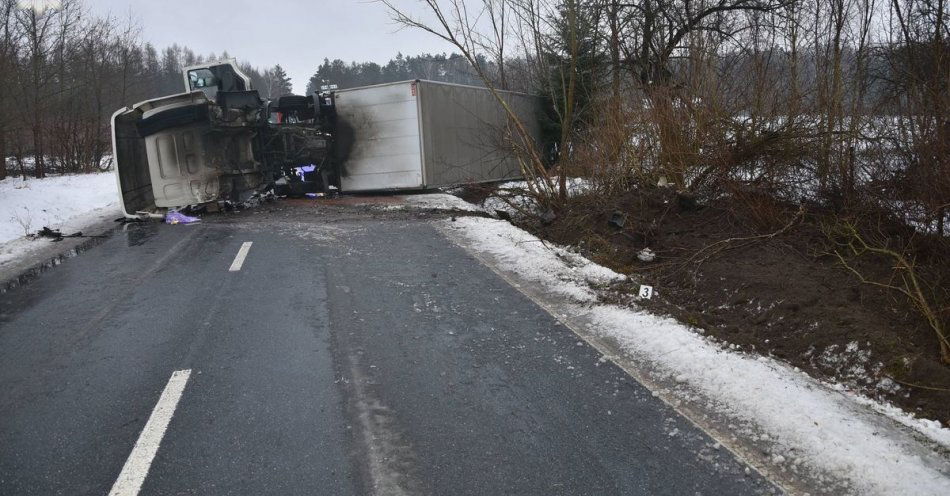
[0,173,120,268]
[440,215,950,496]
[475,178,592,216]
[0,172,119,244]
[399,193,484,212]
[440,213,624,303]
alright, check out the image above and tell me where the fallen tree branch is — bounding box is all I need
[676,206,804,278]
[825,221,950,365]
[889,377,950,392]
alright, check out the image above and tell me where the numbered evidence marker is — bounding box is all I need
[638,285,654,300]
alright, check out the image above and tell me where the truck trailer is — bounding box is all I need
[111,60,542,218]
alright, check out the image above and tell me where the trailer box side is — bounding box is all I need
[417,81,538,188]
[335,80,539,192]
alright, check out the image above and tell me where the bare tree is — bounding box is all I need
[0,0,18,179]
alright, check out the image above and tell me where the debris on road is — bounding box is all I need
[28,226,106,243]
[164,211,201,225]
[34,227,71,242]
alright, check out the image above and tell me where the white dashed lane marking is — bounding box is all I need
[229,242,253,272]
[108,369,192,496]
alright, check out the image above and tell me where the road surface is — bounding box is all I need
[0,200,777,495]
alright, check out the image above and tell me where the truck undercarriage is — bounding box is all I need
[112,61,341,217]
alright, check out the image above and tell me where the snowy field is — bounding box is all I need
[0,172,120,266]
[0,172,119,244]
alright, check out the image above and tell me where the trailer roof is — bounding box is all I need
[332,79,539,98]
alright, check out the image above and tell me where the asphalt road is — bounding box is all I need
[0,201,777,495]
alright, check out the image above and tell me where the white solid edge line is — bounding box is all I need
[228,242,253,272]
[108,369,192,496]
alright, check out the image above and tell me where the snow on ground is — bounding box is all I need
[398,193,484,212]
[377,179,593,217]
[475,178,592,216]
[0,172,120,266]
[438,214,950,495]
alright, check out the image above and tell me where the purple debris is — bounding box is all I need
[164,210,201,225]
[295,164,317,180]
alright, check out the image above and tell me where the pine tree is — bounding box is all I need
[271,64,293,97]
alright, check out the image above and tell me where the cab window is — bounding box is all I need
[188,69,218,90]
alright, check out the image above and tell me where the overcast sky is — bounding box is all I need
[88,0,457,93]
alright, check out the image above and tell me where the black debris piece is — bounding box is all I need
[608,211,627,229]
[32,226,102,242]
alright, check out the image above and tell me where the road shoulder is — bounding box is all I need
[437,214,950,496]
[0,216,119,293]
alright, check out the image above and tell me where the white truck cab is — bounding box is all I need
[111,60,267,217]
[181,60,253,102]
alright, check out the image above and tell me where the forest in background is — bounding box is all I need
[0,0,508,180]
[0,0,298,179]
[305,53,489,92]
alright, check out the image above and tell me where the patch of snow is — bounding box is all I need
[811,340,891,393]
[481,193,533,217]
[440,215,624,303]
[0,172,119,265]
[386,193,484,213]
[440,216,950,496]
[466,177,592,218]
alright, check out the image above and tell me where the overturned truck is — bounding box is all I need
[111,59,542,218]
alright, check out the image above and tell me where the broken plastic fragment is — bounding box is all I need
[164,211,201,225]
[294,164,317,181]
[638,248,656,262]
[607,211,626,229]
